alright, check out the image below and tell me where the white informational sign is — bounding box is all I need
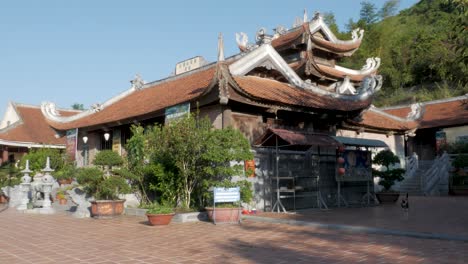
[213,187,240,203]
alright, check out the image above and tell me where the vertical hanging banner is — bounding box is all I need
[112,129,121,155]
[66,129,78,161]
[244,160,256,177]
[165,103,190,124]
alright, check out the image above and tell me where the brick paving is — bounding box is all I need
[259,196,468,238]
[0,204,467,264]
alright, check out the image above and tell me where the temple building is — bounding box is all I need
[37,13,387,210]
[35,12,466,210]
[0,102,80,165]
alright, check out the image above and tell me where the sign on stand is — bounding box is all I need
[213,187,240,225]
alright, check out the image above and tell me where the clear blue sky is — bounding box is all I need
[0,0,419,118]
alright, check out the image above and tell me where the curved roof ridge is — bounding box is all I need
[380,94,468,110]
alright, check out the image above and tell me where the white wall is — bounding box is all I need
[443,125,468,143]
[0,103,20,129]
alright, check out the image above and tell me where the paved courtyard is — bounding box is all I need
[258,196,468,238]
[0,202,467,264]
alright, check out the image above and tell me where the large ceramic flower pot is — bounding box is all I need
[146,213,175,225]
[58,179,73,185]
[205,207,241,223]
[91,200,126,217]
[376,192,400,203]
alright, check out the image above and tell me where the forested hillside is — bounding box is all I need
[328,0,467,106]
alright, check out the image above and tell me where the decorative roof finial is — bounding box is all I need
[218,32,225,62]
[314,11,321,20]
[130,74,144,90]
[303,9,308,23]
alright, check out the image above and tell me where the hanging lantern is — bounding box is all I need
[338,167,346,175]
[338,146,345,153]
[337,157,345,164]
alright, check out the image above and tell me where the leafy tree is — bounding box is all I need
[127,114,253,209]
[379,0,400,19]
[0,162,21,192]
[372,150,405,191]
[323,12,340,35]
[360,1,379,25]
[76,151,131,200]
[19,148,64,173]
[341,0,467,106]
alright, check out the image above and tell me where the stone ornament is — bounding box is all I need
[67,187,92,218]
[130,74,145,91]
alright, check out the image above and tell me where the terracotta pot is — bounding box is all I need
[146,213,175,225]
[90,200,126,218]
[59,198,67,205]
[205,207,241,223]
[58,179,73,185]
[376,192,400,203]
[0,194,9,204]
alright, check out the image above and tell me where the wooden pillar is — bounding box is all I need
[2,147,8,165]
[222,107,232,129]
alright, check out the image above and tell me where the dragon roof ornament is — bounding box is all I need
[41,102,92,123]
[130,74,145,91]
[334,57,381,76]
[407,103,424,120]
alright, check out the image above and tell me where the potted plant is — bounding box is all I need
[76,150,132,218]
[56,190,67,205]
[372,150,405,203]
[205,180,253,223]
[144,202,175,225]
[55,163,77,185]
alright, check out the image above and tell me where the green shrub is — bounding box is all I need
[93,150,123,168]
[372,150,405,191]
[76,167,131,200]
[0,162,21,191]
[55,162,78,181]
[19,148,64,172]
[143,202,174,214]
[452,154,468,169]
[125,114,253,209]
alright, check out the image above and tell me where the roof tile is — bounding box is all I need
[233,76,371,111]
[0,105,77,145]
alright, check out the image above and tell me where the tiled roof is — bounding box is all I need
[48,66,217,130]
[381,107,410,119]
[271,26,306,48]
[351,108,417,131]
[419,99,468,128]
[356,96,468,131]
[232,76,371,111]
[0,104,78,145]
[311,36,361,53]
